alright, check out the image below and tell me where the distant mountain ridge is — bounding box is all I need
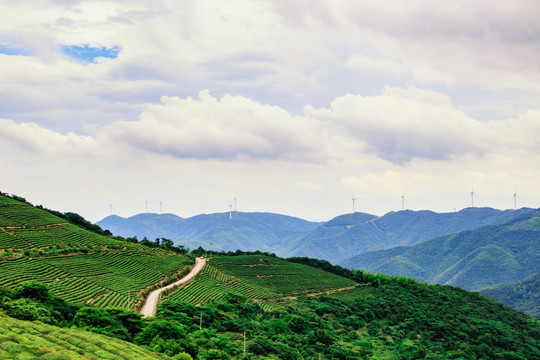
[97,207,534,264]
[286,207,535,263]
[97,212,321,254]
[341,210,540,293]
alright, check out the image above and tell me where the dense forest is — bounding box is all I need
[1,275,538,359]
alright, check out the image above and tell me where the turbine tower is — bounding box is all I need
[159,201,162,214]
[351,195,359,214]
[145,200,148,213]
[470,188,477,208]
[513,188,520,210]
[401,192,406,211]
[229,203,232,219]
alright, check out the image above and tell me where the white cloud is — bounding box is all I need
[102,90,326,161]
[0,0,539,222]
[0,118,100,155]
[305,86,487,163]
[345,54,407,75]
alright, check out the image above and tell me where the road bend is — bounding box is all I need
[140,256,207,318]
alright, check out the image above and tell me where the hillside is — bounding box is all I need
[0,193,192,309]
[479,273,540,318]
[153,256,540,359]
[98,212,321,254]
[287,207,534,263]
[1,191,539,359]
[163,254,366,310]
[0,311,168,360]
[341,210,540,295]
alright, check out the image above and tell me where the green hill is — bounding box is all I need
[0,311,168,360]
[163,255,365,310]
[341,210,540,296]
[480,273,540,318]
[0,193,192,309]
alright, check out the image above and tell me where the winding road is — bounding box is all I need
[140,256,207,318]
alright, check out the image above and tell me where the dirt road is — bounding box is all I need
[139,256,206,318]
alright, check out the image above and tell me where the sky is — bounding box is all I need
[1,0,539,222]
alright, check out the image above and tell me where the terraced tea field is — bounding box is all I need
[165,254,363,307]
[0,194,192,309]
[0,312,169,360]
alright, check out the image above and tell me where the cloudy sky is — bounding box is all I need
[1,0,539,222]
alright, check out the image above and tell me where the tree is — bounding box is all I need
[135,319,187,346]
[12,282,52,302]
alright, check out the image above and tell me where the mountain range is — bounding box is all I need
[98,212,321,254]
[98,207,533,263]
[341,210,540,291]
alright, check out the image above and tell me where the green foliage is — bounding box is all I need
[73,307,145,341]
[11,281,53,302]
[1,282,79,326]
[165,255,359,308]
[0,195,194,309]
[1,298,55,323]
[153,284,540,360]
[0,311,169,359]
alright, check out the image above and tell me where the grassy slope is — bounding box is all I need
[164,254,364,309]
[0,194,192,309]
[0,311,169,360]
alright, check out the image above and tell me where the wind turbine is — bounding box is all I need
[145,200,148,213]
[513,188,520,210]
[470,188,477,208]
[401,192,406,211]
[159,201,162,214]
[351,195,359,214]
[229,203,232,219]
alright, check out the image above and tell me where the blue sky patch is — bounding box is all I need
[62,44,121,63]
[0,44,31,56]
